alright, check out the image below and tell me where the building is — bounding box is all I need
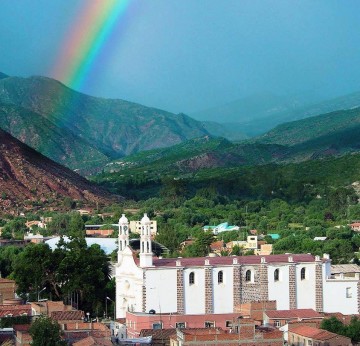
[263,309,323,328]
[0,278,16,304]
[288,325,352,346]
[130,219,157,236]
[330,263,360,279]
[169,325,283,346]
[125,311,245,338]
[203,222,239,235]
[115,214,360,320]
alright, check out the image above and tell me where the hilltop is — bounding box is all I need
[0,129,115,211]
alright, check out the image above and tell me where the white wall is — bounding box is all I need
[268,265,290,310]
[145,269,178,314]
[184,267,205,314]
[323,279,358,314]
[296,263,316,309]
[213,266,234,313]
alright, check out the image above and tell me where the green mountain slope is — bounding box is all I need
[0,75,209,163]
[256,107,360,146]
[99,106,360,183]
[0,103,109,173]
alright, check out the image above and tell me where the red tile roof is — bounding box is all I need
[266,309,322,320]
[51,310,84,321]
[152,254,316,268]
[290,325,347,341]
[0,305,31,317]
[73,336,112,346]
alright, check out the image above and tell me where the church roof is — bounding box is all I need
[151,254,317,268]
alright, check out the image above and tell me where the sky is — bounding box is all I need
[0,0,360,114]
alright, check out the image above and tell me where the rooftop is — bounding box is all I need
[265,309,323,320]
[331,264,360,274]
[152,254,317,268]
[290,325,346,341]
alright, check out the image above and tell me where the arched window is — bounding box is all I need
[274,269,279,281]
[245,270,252,282]
[189,272,195,285]
[218,271,223,284]
[301,267,306,280]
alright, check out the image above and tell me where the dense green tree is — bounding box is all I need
[0,246,23,278]
[29,316,66,346]
[155,223,180,255]
[68,212,85,238]
[47,214,70,235]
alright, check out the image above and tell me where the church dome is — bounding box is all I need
[141,213,151,224]
[119,214,128,224]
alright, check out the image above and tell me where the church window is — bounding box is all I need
[346,287,352,298]
[189,272,195,285]
[300,267,306,280]
[274,269,279,281]
[218,271,224,284]
[245,270,252,282]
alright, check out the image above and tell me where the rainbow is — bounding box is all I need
[52,0,131,91]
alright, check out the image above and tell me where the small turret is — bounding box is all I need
[118,214,129,262]
[139,213,153,267]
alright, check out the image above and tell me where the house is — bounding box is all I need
[263,309,323,328]
[73,336,112,346]
[130,219,157,236]
[254,243,273,255]
[350,222,360,232]
[62,322,111,344]
[24,233,44,244]
[234,300,277,322]
[331,263,360,279]
[169,324,283,346]
[209,240,226,254]
[288,325,352,346]
[14,324,31,346]
[115,214,360,322]
[30,301,73,317]
[0,278,16,303]
[0,304,31,318]
[125,311,246,339]
[203,222,239,235]
[85,229,114,237]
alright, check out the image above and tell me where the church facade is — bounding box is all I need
[115,214,360,318]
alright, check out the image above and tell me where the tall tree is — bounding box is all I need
[29,316,66,346]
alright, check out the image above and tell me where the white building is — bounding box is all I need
[115,214,360,318]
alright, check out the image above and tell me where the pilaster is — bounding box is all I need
[205,266,213,314]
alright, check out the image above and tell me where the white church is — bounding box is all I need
[115,214,360,318]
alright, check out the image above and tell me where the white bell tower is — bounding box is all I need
[139,213,153,267]
[118,214,129,263]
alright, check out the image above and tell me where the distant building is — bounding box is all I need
[263,309,323,328]
[130,220,157,236]
[350,222,360,232]
[86,229,114,237]
[203,222,239,235]
[24,232,44,244]
[288,325,352,346]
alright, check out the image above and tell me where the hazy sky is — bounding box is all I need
[1,0,360,113]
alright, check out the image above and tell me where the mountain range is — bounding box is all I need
[1,72,360,179]
[0,128,113,210]
[103,106,360,176]
[191,91,360,137]
[0,74,210,172]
